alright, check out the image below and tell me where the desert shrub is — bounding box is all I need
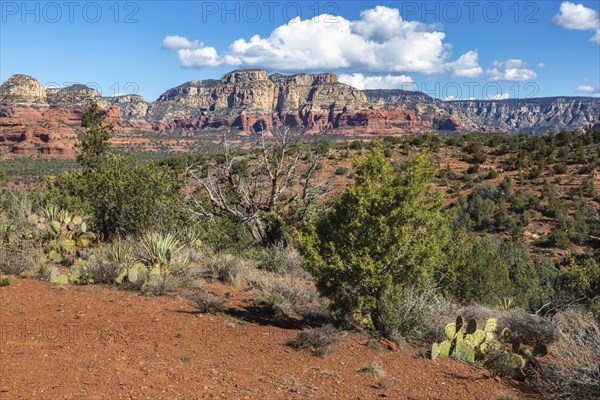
[256,243,309,279]
[358,363,385,376]
[200,214,255,252]
[442,231,513,305]
[141,275,186,296]
[551,229,571,250]
[286,324,339,356]
[298,147,451,331]
[70,253,121,285]
[511,189,541,213]
[467,193,495,228]
[46,153,187,240]
[0,278,9,286]
[467,164,480,174]
[497,239,542,308]
[459,306,556,346]
[569,200,599,244]
[567,256,600,301]
[187,290,226,313]
[44,104,187,239]
[536,309,600,399]
[334,166,349,176]
[553,163,567,174]
[201,252,249,285]
[486,169,500,179]
[258,278,330,321]
[377,285,442,341]
[0,244,34,275]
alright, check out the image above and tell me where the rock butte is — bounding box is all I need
[1,70,599,156]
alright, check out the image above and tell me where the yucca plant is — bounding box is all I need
[140,232,188,277]
[40,204,71,225]
[107,240,135,268]
[177,227,202,249]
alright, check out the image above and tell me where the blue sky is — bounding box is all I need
[1,1,599,100]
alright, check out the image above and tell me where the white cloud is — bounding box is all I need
[487,59,537,81]
[162,35,201,50]
[444,95,457,101]
[575,85,600,95]
[576,85,595,92]
[446,50,483,78]
[553,2,599,30]
[338,73,413,89]
[486,93,510,100]
[162,6,479,75]
[538,62,546,68]
[178,47,222,67]
[553,2,600,44]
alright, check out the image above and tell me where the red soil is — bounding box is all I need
[0,278,544,399]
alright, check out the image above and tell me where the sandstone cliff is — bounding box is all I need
[1,71,599,156]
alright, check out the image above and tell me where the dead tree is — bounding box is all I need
[188,126,330,247]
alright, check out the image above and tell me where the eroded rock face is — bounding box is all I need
[1,70,599,157]
[47,84,107,109]
[0,75,48,107]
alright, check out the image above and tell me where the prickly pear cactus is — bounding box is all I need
[432,316,501,365]
[25,207,96,263]
[453,340,476,364]
[431,340,452,360]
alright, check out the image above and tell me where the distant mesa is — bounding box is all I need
[1,69,599,156]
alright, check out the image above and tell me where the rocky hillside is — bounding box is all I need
[1,71,599,156]
[365,90,600,135]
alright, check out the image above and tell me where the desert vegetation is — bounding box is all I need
[1,104,599,399]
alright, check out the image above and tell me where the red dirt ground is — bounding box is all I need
[0,278,543,400]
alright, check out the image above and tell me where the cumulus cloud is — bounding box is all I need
[162,6,480,76]
[446,50,483,78]
[553,2,600,43]
[487,59,537,81]
[538,62,546,68]
[338,73,413,89]
[162,35,201,50]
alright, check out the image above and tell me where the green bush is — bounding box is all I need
[46,153,187,239]
[442,232,513,305]
[298,147,450,331]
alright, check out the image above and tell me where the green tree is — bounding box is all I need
[76,102,114,169]
[498,239,541,308]
[47,154,187,239]
[568,256,600,301]
[442,231,513,305]
[298,147,450,331]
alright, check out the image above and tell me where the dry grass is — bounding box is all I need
[459,306,556,345]
[186,290,226,314]
[536,309,600,399]
[0,243,34,276]
[256,276,330,321]
[200,252,250,285]
[287,324,340,357]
